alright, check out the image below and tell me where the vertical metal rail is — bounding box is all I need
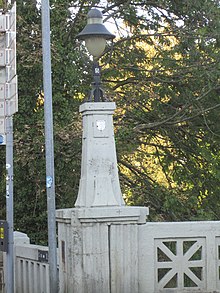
[41,1,58,293]
[6,115,14,293]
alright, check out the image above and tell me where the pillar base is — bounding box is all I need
[56,206,148,293]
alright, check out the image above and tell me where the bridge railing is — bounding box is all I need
[15,243,50,293]
[2,222,220,293]
[138,221,220,292]
[0,252,3,293]
[1,232,52,293]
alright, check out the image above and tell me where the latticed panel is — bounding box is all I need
[155,238,206,291]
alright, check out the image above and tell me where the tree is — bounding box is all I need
[102,0,220,220]
[0,0,219,243]
[2,0,85,243]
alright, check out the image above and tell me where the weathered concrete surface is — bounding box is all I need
[75,102,125,208]
[57,101,148,293]
[56,207,148,293]
[0,252,4,293]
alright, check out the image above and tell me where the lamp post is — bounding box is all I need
[76,8,115,102]
[74,8,125,209]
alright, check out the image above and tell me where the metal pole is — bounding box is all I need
[41,1,58,293]
[6,115,14,293]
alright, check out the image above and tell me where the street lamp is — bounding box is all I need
[76,8,115,102]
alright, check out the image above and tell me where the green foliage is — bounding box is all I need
[7,0,85,244]
[106,0,220,221]
[1,0,220,243]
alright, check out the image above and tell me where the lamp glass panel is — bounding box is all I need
[85,37,106,58]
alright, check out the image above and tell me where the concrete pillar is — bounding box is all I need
[13,231,30,245]
[56,207,148,293]
[56,102,149,293]
[75,102,124,208]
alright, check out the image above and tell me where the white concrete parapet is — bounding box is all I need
[0,252,4,293]
[57,219,220,293]
[2,222,220,292]
[2,231,52,293]
[14,244,50,293]
[139,221,220,292]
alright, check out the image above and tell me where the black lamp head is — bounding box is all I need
[76,8,115,41]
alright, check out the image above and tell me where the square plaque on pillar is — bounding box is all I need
[93,115,109,138]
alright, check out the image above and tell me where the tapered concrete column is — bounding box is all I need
[57,102,149,293]
[75,102,125,208]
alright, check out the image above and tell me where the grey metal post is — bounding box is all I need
[6,115,14,293]
[41,1,58,292]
